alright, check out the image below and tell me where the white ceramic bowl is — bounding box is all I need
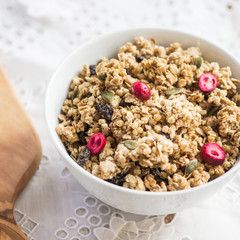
[45,28,240,215]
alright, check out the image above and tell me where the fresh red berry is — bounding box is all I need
[199,73,218,92]
[131,81,151,100]
[87,133,106,155]
[200,143,225,166]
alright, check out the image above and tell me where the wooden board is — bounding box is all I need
[0,68,42,240]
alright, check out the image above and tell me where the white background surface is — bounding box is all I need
[1,0,240,239]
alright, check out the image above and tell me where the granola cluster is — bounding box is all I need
[56,37,240,192]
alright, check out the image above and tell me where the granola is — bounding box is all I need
[56,37,240,192]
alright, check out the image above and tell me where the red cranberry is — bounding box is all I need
[199,73,218,92]
[87,133,106,155]
[131,81,151,100]
[200,143,225,166]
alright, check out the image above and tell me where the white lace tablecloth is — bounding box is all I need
[1,0,240,239]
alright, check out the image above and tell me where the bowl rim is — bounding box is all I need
[45,27,240,196]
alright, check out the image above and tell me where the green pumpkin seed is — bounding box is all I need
[101,91,114,102]
[185,159,198,174]
[195,57,203,69]
[71,86,78,101]
[164,88,184,95]
[122,140,138,150]
[98,73,107,81]
[207,106,220,117]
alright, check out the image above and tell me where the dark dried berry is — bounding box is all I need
[77,131,87,145]
[126,69,131,75]
[119,100,134,107]
[77,147,91,166]
[161,178,169,186]
[150,168,168,185]
[107,174,126,186]
[135,55,147,63]
[150,168,161,183]
[161,132,170,139]
[89,64,96,76]
[96,102,113,122]
[204,93,208,101]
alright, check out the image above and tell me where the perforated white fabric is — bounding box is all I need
[1,0,240,239]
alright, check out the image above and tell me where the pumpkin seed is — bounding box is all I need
[195,57,203,69]
[98,73,107,81]
[101,91,114,102]
[164,88,184,95]
[185,159,198,174]
[207,106,220,117]
[122,140,138,150]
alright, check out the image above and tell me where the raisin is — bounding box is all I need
[126,69,131,75]
[107,174,126,186]
[85,124,90,132]
[89,64,96,76]
[161,132,170,139]
[135,55,147,63]
[119,100,134,107]
[204,92,209,100]
[77,147,91,166]
[150,168,161,183]
[150,168,168,186]
[96,102,113,122]
[161,178,169,186]
[77,131,87,145]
